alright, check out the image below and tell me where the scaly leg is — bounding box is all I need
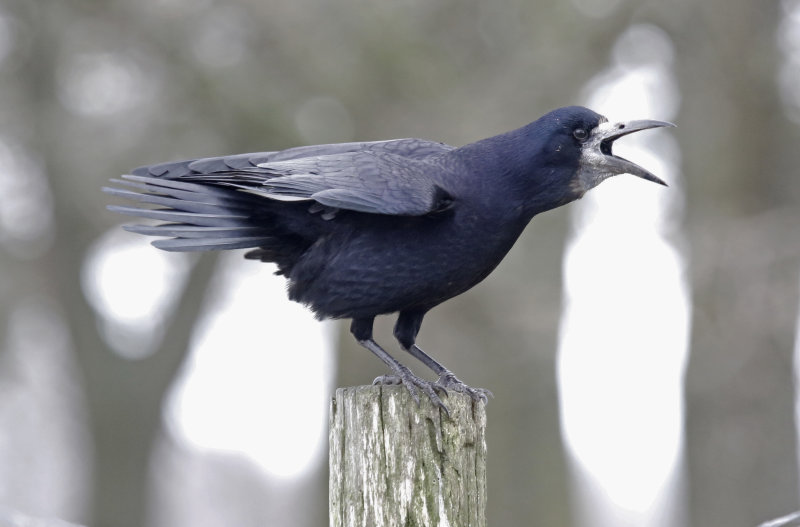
[394,310,493,403]
[350,317,448,412]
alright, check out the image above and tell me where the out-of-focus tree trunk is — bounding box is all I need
[20,10,220,526]
[477,209,576,527]
[661,1,800,524]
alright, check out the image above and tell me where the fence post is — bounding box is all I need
[329,385,487,527]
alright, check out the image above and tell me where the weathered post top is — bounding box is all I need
[329,385,487,527]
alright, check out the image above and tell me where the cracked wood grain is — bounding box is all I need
[330,385,487,527]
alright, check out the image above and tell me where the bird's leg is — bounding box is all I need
[394,310,493,403]
[350,318,448,413]
[360,339,450,413]
[406,344,493,403]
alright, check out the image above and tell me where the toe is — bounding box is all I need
[373,375,402,386]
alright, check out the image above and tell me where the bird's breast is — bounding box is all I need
[289,207,527,319]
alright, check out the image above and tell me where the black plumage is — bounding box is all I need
[105,106,672,411]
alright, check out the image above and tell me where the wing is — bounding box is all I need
[132,138,453,179]
[157,139,456,217]
[251,151,452,215]
[105,138,456,256]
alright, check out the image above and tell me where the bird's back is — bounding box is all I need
[131,138,453,180]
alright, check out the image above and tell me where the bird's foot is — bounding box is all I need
[434,371,493,404]
[373,367,449,414]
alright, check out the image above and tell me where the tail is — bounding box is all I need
[104,174,278,252]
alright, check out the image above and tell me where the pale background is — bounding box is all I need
[0,0,799,526]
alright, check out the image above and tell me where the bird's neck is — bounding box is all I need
[455,127,579,220]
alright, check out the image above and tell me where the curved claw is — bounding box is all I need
[373,374,403,386]
[374,370,450,415]
[434,372,493,404]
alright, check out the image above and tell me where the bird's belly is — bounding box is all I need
[290,216,522,319]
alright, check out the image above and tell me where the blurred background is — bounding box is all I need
[1,0,799,526]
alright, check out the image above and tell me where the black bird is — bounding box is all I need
[105,106,672,410]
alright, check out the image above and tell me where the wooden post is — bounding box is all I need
[329,385,487,527]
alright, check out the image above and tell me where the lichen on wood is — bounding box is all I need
[329,385,487,527]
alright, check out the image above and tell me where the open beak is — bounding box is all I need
[587,119,675,186]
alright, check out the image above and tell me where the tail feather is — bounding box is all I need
[120,174,255,198]
[123,224,272,239]
[104,174,279,252]
[107,205,247,227]
[108,177,256,207]
[152,236,277,252]
[103,187,252,216]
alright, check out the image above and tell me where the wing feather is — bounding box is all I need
[249,151,446,215]
[125,138,456,217]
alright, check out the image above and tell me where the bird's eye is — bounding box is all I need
[573,128,588,141]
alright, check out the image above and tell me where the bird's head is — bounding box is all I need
[533,106,673,199]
